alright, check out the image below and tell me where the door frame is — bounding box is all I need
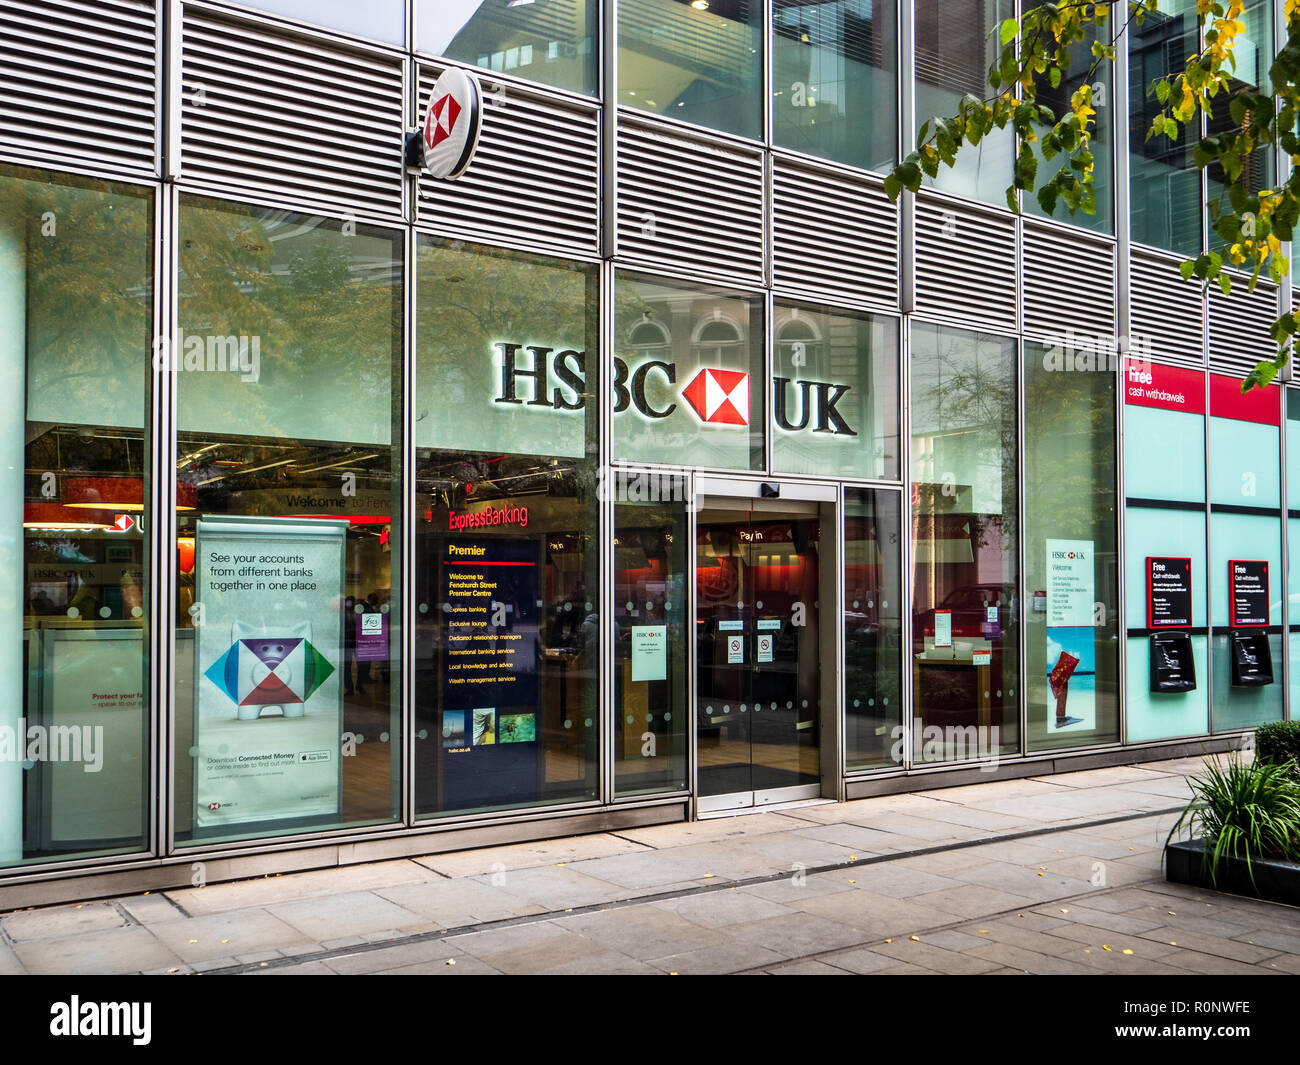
[688,475,842,817]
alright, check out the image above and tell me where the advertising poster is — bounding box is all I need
[194,516,345,829]
[1229,560,1269,628]
[1147,557,1193,628]
[1046,539,1096,733]
[439,536,540,808]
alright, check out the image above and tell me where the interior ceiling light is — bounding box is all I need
[691,0,709,8]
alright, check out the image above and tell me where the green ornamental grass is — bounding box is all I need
[1167,755,1300,889]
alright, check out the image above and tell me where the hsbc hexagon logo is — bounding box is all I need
[421,68,483,180]
[681,368,749,426]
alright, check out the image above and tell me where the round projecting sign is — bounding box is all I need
[421,67,482,180]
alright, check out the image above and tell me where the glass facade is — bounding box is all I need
[909,323,1019,762]
[619,0,763,139]
[773,0,897,171]
[417,0,598,97]
[2,1,1293,887]
[4,166,154,868]
[174,198,403,846]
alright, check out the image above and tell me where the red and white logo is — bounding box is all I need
[421,68,482,181]
[112,514,136,533]
[681,368,749,426]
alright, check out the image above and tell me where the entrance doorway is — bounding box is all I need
[694,486,832,812]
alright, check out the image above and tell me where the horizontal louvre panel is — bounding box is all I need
[617,114,764,285]
[181,10,403,218]
[417,64,598,256]
[0,0,157,174]
[914,194,1015,332]
[1208,275,1279,379]
[772,158,897,311]
[1022,223,1115,341]
[1130,249,1204,368]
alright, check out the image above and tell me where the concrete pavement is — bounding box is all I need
[4,754,1299,975]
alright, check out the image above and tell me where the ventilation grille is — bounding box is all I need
[181,9,404,219]
[772,157,898,312]
[617,113,764,285]
[1130,250,1204,368]
[0,0,158,175]
[417,64,599,257]
[1022,223,1115,341]
[1208,275,1279,379]
[913,193,1016,332]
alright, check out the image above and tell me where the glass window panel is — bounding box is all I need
[417,0,598,97]
[1024,4,1113,232]
[415,237,599,816]
[174,197,403,846]
[915,0,1015,203]
[615,474,689,795]
[619,0,763,139]
[1207,0,1273,252]
[772,0,897,172]
[772,301,899,480]
[234,0,405,44]
[2,165,153,869]
[1024,342,1119,750]
[1129,0,1201,254]
[614,273,764,471]
[910,322,1019,762]
[844,488,903,769]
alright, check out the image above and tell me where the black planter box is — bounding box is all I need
[1166,838,1300,905]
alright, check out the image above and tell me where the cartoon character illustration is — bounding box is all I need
[204,620,334,720]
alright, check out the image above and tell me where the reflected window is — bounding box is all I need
[1129,0,1201,254]
[619,0,763,139]
[417,0,598,97]
[773,0,897,172]
[915,0,1015,202]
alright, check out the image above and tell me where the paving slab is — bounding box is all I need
[1,901,127,941]
[13,925,179,976]
[146,909,314,963]
[266,890,426,942]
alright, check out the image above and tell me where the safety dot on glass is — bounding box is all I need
[786,701,793,709]
[881,601,888,609]
[801,700,808,708]
[852,600,859,609]
[585,602,592,611]
[868,600,874,609]
[131,606,143,618]
[722,705,730,714]
[380,732,390,743]
[740,704,747,712]
[1009,689,1015,697]
[380,603,390,614]
[997,690,1002,697]
[99,606,111,618]
[882,698,889,706]
[441,603,451,613]
[868,698,875,707]
[625,715,633,724]
[563,720,572,729]
[356,734,365,744]
[770,702,776,710]
[66,607,79,619]
[664,601,672,610]
[584,718,592,727]
[705,707,713,715]
[645,714,653,723]
[756,600,763,609]
[564,602,572,612]
[417,729,428,740]
[814,601,819,609]
[536,599,543,607]
[737,601,744,610]
[625,601,634,612]
[664,713,671,721]
[188,746,199,757]
[419,603,429,613]
[984,691,990,699]
[354,603,364,614]
[853,699,860,708]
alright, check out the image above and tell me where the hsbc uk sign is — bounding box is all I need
[493,343,858,435]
